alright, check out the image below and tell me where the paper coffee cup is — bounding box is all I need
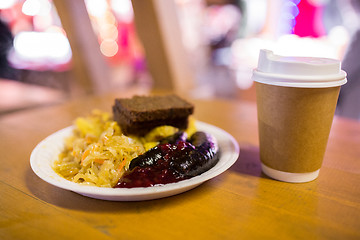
[252,50,347,183]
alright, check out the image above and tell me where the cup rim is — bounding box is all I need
[252,69,347,88]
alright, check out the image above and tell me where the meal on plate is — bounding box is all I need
[53,94,220,188]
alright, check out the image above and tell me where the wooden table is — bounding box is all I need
[1,92,359,239]
[0,79,67,115]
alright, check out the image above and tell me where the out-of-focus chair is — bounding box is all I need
[53,0,112,96]
[53,0,195,96]
[131,0,195,94]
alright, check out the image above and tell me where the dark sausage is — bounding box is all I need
[170,132,219,177]
[128,131,219,178]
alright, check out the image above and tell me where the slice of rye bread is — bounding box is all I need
[113,94,194,135]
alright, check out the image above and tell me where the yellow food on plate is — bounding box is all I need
[132,117,197,151]
[53,109,196,187]
[53,110,145,187]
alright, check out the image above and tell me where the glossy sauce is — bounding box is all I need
[114,143,190,188]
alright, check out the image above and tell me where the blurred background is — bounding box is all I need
[0,0,359,119]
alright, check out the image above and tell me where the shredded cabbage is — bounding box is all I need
[53,110,145,187]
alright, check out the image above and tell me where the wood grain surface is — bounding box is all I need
[0,92,359,240]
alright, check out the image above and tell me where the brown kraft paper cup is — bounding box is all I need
[256,82,340,177]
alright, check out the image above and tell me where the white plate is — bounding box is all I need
[30,121,240,201]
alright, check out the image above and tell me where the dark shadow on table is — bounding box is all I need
[229,143,270,179]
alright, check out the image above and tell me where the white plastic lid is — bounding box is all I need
[252,49,347,88]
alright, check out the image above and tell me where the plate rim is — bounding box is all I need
[30,120,240,201]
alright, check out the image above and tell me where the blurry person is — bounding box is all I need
[0,19,18,80]
[337,0,360,120]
